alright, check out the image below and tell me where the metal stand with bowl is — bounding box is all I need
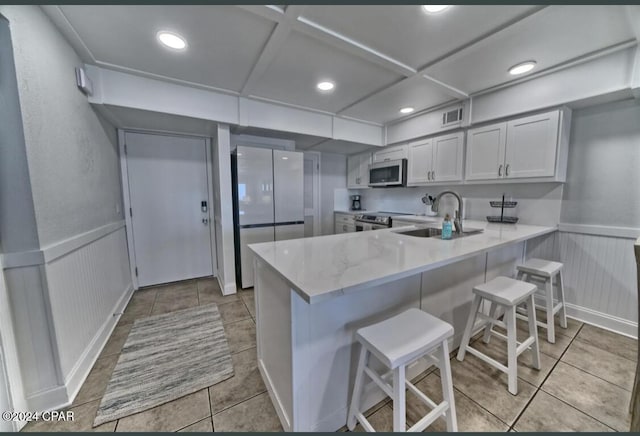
[487,194,519,223]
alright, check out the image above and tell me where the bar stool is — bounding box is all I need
[516,258,567,343]
[347,308,457,432]
[457,276,541,395]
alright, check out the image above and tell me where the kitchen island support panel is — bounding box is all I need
[255,239,529,431]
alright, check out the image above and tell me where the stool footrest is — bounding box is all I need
[477,312,507,330]
[515,312,547,329]
[363,366,393,397]
[516,336,535,356]
[408,401,449,433]
[465,346,508,374]
[355,413,374,432]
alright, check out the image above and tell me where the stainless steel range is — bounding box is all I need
[354,211,411,231]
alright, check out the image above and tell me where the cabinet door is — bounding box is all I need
[465,122,507,180]
[504,111,559,179]
[373,144,407,163]
[433,132,464,182]
[347,154,360,188]
[407,140,433,185]
[357,153,371,187]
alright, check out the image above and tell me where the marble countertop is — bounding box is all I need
[249,219,556,304]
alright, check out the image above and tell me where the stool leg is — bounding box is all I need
[482,301,497,344]
[558,270,568,329]
[545,278,556,343]
[392,365,406,432]
[439,340,458,432]
[505,305,518,395]
[347,346,368,430]
[526,294,541,370]
[457,294,482,361]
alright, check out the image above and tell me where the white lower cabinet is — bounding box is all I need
[334,212,356,234]
[407,132,463,186]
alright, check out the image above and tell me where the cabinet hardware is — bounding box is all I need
[498,164,503,177]
[432,171,435,180]
[505,164,510,176]
[427,171,431,181]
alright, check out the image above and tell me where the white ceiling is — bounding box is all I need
[46,5,638,127]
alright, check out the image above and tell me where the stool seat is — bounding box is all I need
[473,276,537,306]
[517,258,563,278]
[357,308,453,369]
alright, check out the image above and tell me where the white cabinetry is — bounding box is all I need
[465,109,569,182]
[334,212,356,234]
[407,132,464,186]
[347,152,371,189]
[372,144,407,163]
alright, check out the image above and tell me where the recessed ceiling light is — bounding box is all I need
[157,31,187,50]
[317,81,335,92]
[508,61,536,75]
[422,5,451,13]
[400,107,415,114]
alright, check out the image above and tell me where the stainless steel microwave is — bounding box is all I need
[368,159,407,187]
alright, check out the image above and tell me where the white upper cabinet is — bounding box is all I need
[372,144,407,163]
[433,132,464,182]
[407,139,432,185]
[347,152,371,189]
[465,108,569,182]
[504,111,560,179]
[465,122,507,181]
[408,132,464,185]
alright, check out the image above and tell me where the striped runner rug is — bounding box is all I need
[93,303,234,426]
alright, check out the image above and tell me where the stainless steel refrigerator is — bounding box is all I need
[232,145,304,289]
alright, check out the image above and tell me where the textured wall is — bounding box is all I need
[0,14,40,253]
[2,6,123,246]
[561,99,640,228]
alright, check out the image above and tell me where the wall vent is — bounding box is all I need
[442,108,463,127]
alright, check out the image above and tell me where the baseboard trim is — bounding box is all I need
[217,275,237,295]
[25,385,68,413]
[565,302,638,339]
[63,283,134,404]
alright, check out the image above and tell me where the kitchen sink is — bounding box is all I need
[394,226,484,239]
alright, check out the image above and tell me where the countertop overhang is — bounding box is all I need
[249,220,557,304]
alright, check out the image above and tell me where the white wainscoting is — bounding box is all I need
[45,226,132,401]
[526,227,638,338]
[2,221,132,411]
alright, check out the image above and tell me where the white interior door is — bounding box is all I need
[125,132,213,287]
[303,152,320,237]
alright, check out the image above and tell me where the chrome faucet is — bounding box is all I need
[431,191,463,234]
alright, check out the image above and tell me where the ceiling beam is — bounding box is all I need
[240,5,307,96]
[422,74,469,99]
[40,6,96,63]
[294,16,416,77]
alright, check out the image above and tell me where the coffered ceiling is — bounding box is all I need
[45,5,639,126]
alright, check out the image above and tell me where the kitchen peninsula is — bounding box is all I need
[249,220,556,432]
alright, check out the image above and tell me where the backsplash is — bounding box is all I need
[345,183,564,226]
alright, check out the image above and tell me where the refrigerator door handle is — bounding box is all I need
[274,221,305,226]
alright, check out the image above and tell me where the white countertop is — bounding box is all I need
[249,219,556,304]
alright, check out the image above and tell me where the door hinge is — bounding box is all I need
[135,267,138,277]
[129,208,132,217]
[124,144,127,155]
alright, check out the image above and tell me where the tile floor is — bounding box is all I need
[22,278,637,432]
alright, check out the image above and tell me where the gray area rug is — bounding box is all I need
[93,304,234,426]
